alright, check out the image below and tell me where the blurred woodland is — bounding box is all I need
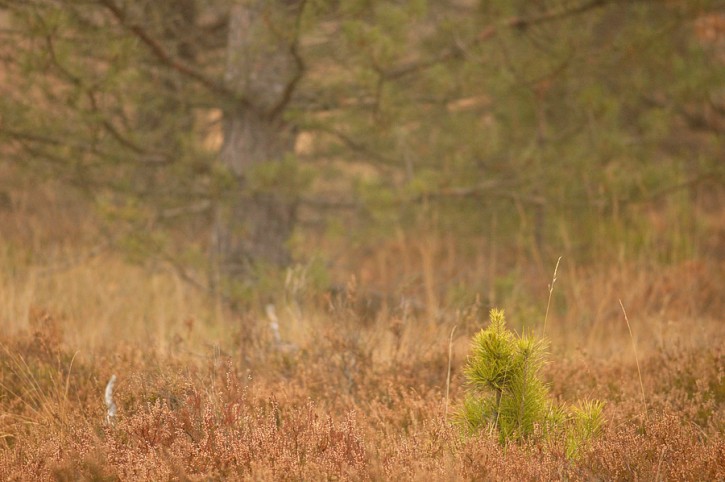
[0,0,722,337]
[1,0,723,309]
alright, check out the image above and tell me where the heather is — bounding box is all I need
[1,1,724,480]
[0,254,722,480]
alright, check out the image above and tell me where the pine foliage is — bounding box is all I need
[458,309,604,457]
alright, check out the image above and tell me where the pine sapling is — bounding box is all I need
[457,309,604,457]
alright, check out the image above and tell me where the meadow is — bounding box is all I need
[0,180,723,481]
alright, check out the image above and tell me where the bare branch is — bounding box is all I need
[97,0,246,108]
[382,0,612,82]
[85,90,172,164]
[313,125,398,172]
[506,0,609,30]
[268,0,308,119]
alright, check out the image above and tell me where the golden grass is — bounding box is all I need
[542,255,561,336]
[0,289,722,480]
[0,180,722,479]
[0,251,220,354]
[619,299,648,421]
[0,231,723,480]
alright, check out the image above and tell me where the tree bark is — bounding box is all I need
[213,1,303,283]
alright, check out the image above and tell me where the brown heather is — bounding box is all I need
[0,184,723,480]
[0,297,722,481]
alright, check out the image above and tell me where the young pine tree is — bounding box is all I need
[458,309,604,456]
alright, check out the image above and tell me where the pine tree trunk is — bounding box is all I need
[213,1,302,283]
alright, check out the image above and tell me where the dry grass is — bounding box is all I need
[0,299,722,481]
[0,180,723,480]
[0,250,722,480]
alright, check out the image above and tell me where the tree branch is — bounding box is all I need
[506,0,609,30]
[314,125,398,172]
[268,0,308,119]
[97,0,246,108]
[382,0,612,82]
[84,90,173,164]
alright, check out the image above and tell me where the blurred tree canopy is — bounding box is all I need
[0,0,722,297]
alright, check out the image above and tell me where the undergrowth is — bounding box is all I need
[0,299,722,481]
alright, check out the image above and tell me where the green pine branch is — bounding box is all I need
[457,308,604,457]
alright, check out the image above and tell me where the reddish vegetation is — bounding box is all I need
[0,181,722,480]
[0,302,722,481]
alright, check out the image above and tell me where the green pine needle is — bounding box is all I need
[456,308,605,457]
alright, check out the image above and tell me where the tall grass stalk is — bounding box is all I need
[0,345,67,426]
[619,299,647,420]
[61,351,79,423]
[542,256,562,336]
[444,325,457,419]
